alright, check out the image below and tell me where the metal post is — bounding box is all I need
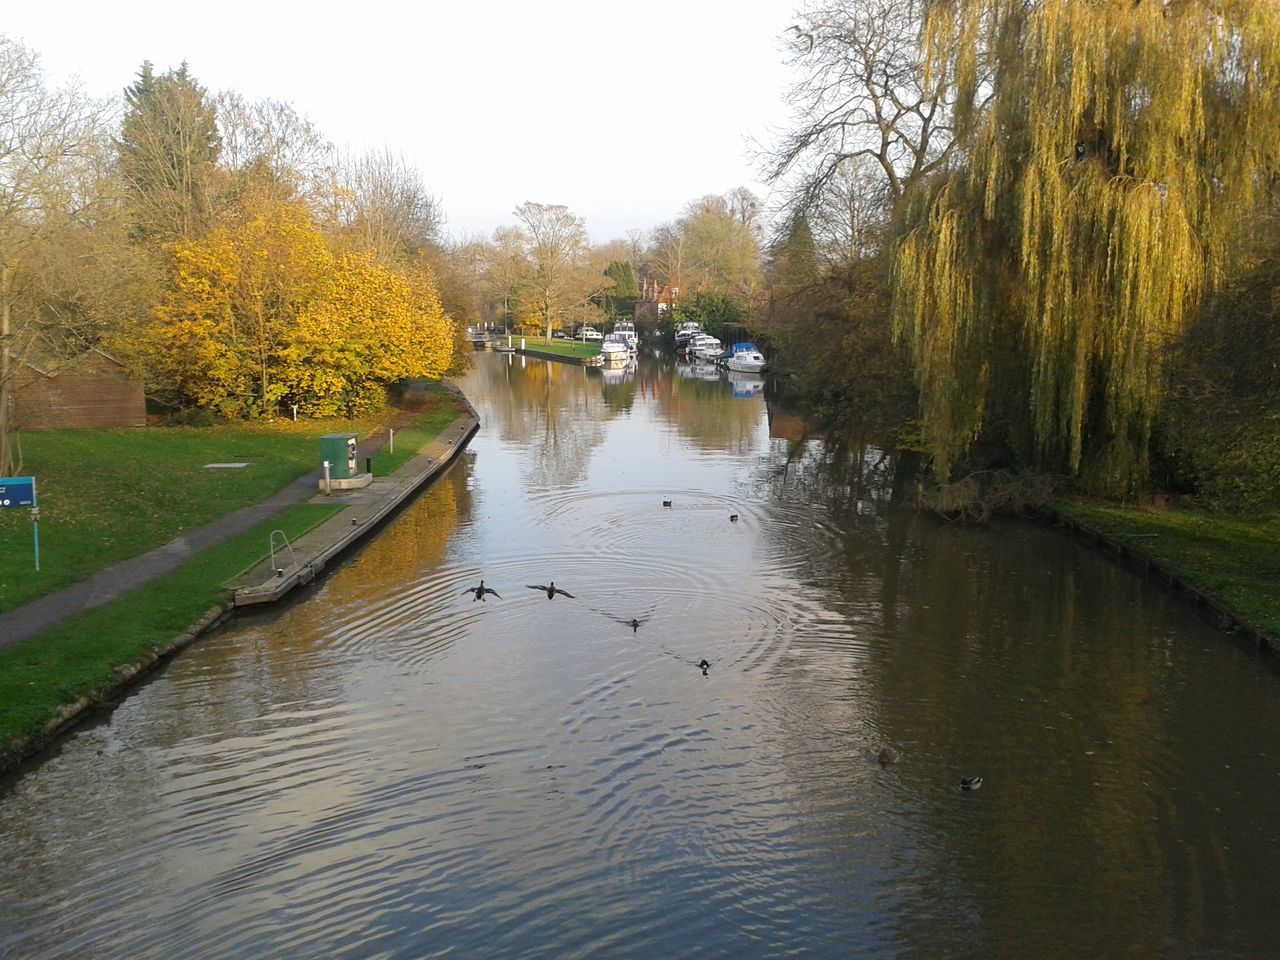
[323,460,332,495]
[389,428,395,454]
[30,506,39,572]
[365,456,372,475]
[291,404,298,421]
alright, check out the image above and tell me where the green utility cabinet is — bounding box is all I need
[321,433,360,479]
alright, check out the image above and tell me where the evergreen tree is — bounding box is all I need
[604,260,640,299]
[770,215,820,292]
[117,61,221,241]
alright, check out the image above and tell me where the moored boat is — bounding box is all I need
[600,334,630,364]
[724,342,767,373]
[688,334,724,362]
[613,321,639,351]
[674,321,703,352]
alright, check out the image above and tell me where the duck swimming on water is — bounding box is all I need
[463,580,501,601]
[961,776,983,791]
[528,582,575,599]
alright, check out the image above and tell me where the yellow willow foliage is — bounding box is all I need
[898,0,1280,486]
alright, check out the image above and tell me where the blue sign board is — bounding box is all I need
[0,476,36,508]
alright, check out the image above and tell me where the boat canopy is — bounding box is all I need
[733,342,760,353]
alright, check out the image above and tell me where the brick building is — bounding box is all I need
[12,348,146,430]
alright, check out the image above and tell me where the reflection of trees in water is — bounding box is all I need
[873,527,1194,955]
[757,427,1240,951]
[298,465,471,615]
[463,355,613,488]
[761,425,900,506]
[654,371,766,455]
[756,429,915,636]
[195,464,470,672]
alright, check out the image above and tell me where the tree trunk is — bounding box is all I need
[0,264,14,477]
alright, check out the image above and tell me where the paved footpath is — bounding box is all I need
[0,428,399,652]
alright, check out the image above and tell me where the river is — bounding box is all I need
[2,350,1279,958]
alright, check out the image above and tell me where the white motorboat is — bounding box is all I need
[724,342,767,373]
[688,334,724,362]
[674,321,703,352]
[600,334,630,364]
[613,321,639,351]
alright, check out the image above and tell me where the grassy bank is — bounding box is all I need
[1054,500,1280,636]
[372,392,470,476]
[0,391,459,614]
[519,339,602,359]
[0,502,341,757]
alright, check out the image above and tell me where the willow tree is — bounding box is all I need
[894,0,1280,491]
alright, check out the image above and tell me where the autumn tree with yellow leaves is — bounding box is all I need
[135,198,453,417]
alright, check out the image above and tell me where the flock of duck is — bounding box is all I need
[463,580,576,601]
[462,500,982,790]
[462,575,713,676]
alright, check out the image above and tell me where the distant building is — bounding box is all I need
[635,278,679,321]
[12,348,146,430]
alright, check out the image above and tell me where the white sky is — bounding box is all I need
[2,1,802,243]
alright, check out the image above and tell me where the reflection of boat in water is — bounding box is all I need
[676,360,723,383]
[727,370,765,397]
[723,342,767,373]
[601,358,638,386]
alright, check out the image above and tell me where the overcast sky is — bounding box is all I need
[2,2,802,243]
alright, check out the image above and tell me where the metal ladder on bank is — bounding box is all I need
[269,529,297,577]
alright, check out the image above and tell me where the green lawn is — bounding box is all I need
[519,339,602,359]
[0,502,341,758]
[0,395,462,615]
[0,420,374,613]
[372,394,470,476]
[1054,500,1280,635]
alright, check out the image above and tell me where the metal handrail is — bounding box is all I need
[269,529,297,577]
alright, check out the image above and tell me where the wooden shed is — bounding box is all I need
[13,348,146,431]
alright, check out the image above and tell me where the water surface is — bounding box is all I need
[3,352,1278,958]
